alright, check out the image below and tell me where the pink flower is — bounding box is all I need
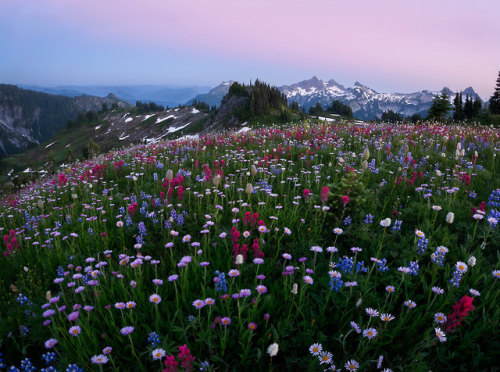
[320,186,330,203]
[303,189,311,201]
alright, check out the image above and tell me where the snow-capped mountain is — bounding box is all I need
[281,76,483,120]
[189,77,482,120]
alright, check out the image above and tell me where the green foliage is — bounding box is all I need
[427,92,453,121]
[308,102,324,116]
[222,80,289,122]
[0,122,499,370]
[83,139,100,159]
[327,100,353,118]
[381,110,403,123]
[135,101,164,114]
[488,71,500,114]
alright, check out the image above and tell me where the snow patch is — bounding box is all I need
[166,122,191,134]
[45,142,55,149]
[191,108,200,114]
[142,114,156,122]
[156,115,176,123]
[125,117,133,123]
[95,125,101,130]
[119,133,130,141]
[238,126,251,133]
[317,116,338,122]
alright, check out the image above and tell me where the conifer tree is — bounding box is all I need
[428,92,452,121]
[464,95,474,119]
[473,95,482,118]
[489,71,500,114]
[453,92,464,121]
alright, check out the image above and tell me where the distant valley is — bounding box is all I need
[20,84,212,108]
[0,84,131,157]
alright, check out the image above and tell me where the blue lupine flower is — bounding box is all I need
[20,358,35,371]
[329,271,343,292]
[416,238,428,255]
[214,271,228,292]
[138,222,147,235]
[42,352,57,365]
[355,261,367,274]
[449,270,464,287]
[487,209,499,228]
[364,214,374,224]
[66,364,84,372]
[392,220,402,231]
[0,352,6,369]
[56,266,65,277]
[338,257,354,275]
[147,331,161,346]
[377,258,389,272]
[487,189,500,207]
[40,367,58,372]
[19,325,29,336]
[200,361,210,371]
[408,261,419,276]
[17,293,32,306]
[343,216,352,226]
[431,246,448,266]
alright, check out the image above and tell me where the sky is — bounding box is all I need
[1,0,499,99]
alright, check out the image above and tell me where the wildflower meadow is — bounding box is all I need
[0,121,499,371]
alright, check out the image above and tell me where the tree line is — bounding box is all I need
[308,100,353,118]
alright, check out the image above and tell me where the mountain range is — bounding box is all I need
[189,77,482,120]
[20,84,211,108]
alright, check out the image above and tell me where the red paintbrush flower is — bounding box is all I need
[444,295,475,332]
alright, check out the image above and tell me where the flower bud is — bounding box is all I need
[467,256,476,267]
[362,160,368,170]
[166,169,174,181]
[251,165,257,177]
[267,343,279,357]
[37,199,44,209]
[235,254,244,265]
[446,212,455,224]
[213,174,221,186]
[291,283,298,295]
[245,183,253,195]
[380,218,391,227]
[363,148,370,160]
